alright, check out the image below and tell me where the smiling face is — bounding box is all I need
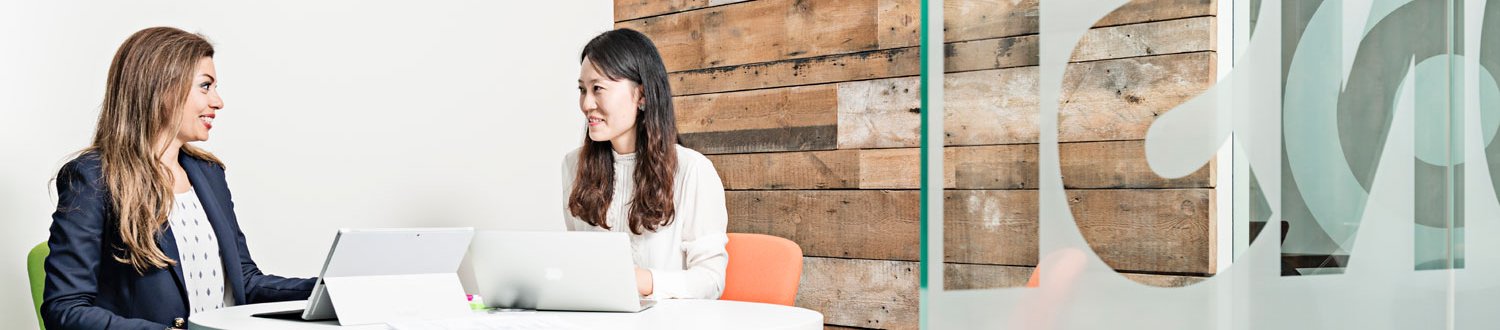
[172,57,223,144]
[578,56,643,146]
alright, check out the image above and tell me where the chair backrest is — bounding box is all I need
[29,242,48,330]
[719,233,803,306]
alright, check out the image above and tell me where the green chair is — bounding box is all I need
[29,242,48,330]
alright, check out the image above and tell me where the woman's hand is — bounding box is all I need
[635,267,654,296]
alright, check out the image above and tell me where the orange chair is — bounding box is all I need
[1026,267,1040,288]
[719,233,803,306]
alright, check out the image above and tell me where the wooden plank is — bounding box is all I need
[944,0,1040,42]
[731,189,1212,274]
[623,0,1212,73]
[1072,16,1216,62]
[836,76,921,149]
[614,0,706,22]
[943,51,1215,146]
[944,189,1213,274]
[946,141,1211,189]
[944,190,1039,266]
[618,0,912,72]
[943,66,1040,146]
[669,47,920,96]
[679,125,837,154]
[1069,188,1214,275]
[948,141,1212,190]
[950,144,1039,190]
[942,0,1215,43]
[856,148,956,189]
[675,84,838,134]
[798,257,918,329]
[727,190,919,261]
[1057,51,1216,143]
[615,8,707,73]
[943,263,1206,290]
[878,0,922,49]
[1095,0,1217,28]
[943,263,1033,290]
[710,150,862,189]
[1058,140,1213,189]
[944,16,1212,73]
[1121,272,1208,287]
[707,148,953,189]
[944,34,1040,73]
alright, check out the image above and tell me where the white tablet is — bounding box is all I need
[253,227,474,321]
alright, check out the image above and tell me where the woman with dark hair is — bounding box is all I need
[562,28,729,299]
[42,27,315,330]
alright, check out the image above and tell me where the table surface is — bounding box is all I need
[188,299,823,330]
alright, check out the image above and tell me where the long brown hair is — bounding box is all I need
[568,29,679,235]
[87,27,222,273]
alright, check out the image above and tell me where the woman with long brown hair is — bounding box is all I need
[42,27,314,329]
[562,28,729,299]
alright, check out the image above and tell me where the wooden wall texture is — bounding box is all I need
[611,0,1219,328]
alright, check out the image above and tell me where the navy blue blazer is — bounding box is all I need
[43,152,316,330]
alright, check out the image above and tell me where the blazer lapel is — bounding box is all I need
[156,225,190,309]
[181,154,248,305]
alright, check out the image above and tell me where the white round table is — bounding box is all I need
[189,299,823,330]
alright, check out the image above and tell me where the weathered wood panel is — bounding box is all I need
[669,47,920,96]
[730,188,1211,274]
[944,34,1041,73]
[1069,188,1215,274]
[798,257,919,329]
[614,0,714,22]
[675,84,838,134]
[942,51,1215,146]
[945,141,1212,190]
[728,190,920,261]
[1058,140,1213,189]
[942,0,1215,43]
[837,76,922,149]
[1121,272,1208,287]
[708,140,1206,191]
[943,66,1040,146]
[944,15,1213,72]
[680,125,837,154]
[878,0,922,49]
[619,0,897,73]
[943,262,1034,290]
[944,190,1039,266]
[856,148,955,189]
[1071,16,1216,62]
[1057,51,1216,143]
[1095,0,1217,28]
[944,0,1040,42]
[711,150,862,189]
[708,148,955,189]
[943,263,1207,290]
[949,144,1039,190]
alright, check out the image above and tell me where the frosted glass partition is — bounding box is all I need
[920,0,1496,328]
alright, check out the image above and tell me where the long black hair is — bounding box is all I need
[568,28,680,234]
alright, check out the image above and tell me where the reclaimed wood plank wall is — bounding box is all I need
[611,0,1219,328]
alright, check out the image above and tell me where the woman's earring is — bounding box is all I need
[638,104,646,112]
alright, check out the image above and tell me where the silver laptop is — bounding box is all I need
[470,231,656,312]
[252,227,475,321]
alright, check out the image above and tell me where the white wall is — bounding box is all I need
[0,1,610,326]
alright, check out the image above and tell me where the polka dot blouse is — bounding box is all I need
[170,190,233,314]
